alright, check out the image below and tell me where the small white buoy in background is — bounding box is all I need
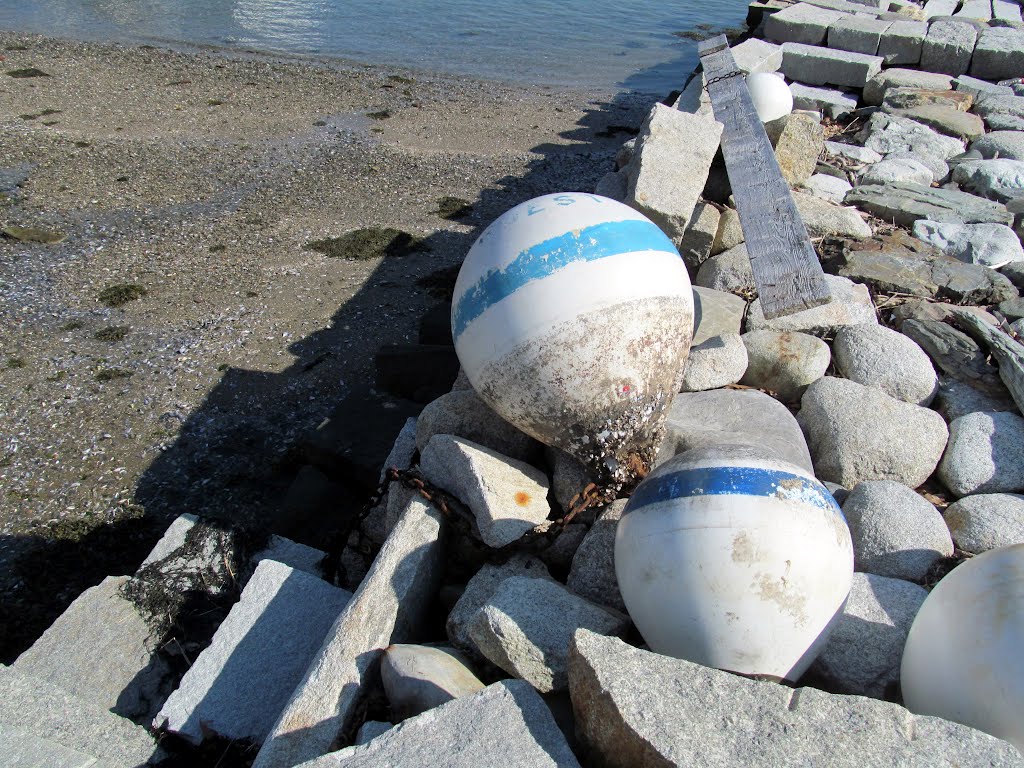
[451,193,693,486]
[746,72,793,123]
[615,445,853,681]
[901,544,1023,753]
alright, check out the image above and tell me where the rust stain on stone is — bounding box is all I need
[514,491,531,506]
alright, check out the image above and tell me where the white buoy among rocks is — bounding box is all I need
[901,544,1024,754]
[747,72,794,123]
[615,445,853,681]
[452,193,694,486]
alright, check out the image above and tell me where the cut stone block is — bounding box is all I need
[731,37,784,73]
[766,3,852,45]
[954,74,1016,100]
[863,68,953,105]
[781,42,884,87]
[970,27,1024,81]
[828,16,891,54]
[677,201,721,272]
[253,495,445,768]
[691,286,746,345]
[296,681,580,768]
[415,388,540,463]
[0,664,159,768]
[569,630,1022,768]
[154,560,352,745]
[767,112,826,186]
[923,0,959,19]
[992,0,1023,23]
[921,19,979,76]
[790,82,860,117]
[566,500,626,613]
[800,0,887,16]
[626,104,724,242]
[12,575,169,723]
[846,182,1013,227]
[0,724,100,768]
[955,0,993,21]
[877,20,927,64]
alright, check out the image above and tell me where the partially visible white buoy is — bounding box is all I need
[746,72,794,123]
[451,193,693,485]
[615,444,853,681]
[901,544,1024,753]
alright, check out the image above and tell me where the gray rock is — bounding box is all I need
[924,0,959,20]
[858,112,965,181]
[944,492,1024,552]
[952,158,1024,202]
[741,329,831,401]
[938,410,1024,496]
[971,130,1024,161]
[537,521,588,573]
[841,480,954,580]
[415,388,540,463]
[955,74,1016,100]
[889,300,1001,329]
[154,560,352,745]
[0,664,159,768]
[0,725,100,768]
[766,112,825,187]
[252,535,328,580]
[378,417,418,483]
[547,447,598,515]
[999,296,1024,320]
[863,68,954,105]
[677,201,721,272]
[781,42,884,88]
[695,242,756,295]
[826,140,884,166]
[859,156,934,186]
[935,375,1020,422]
[921,18,979,76]
[878,20,927,65]
[568,630,1023,768]
[903,319,1012,397]
[691,286,746,345]
[882,86,975,112]
[253,495,445,768]
[467,576,628,693]
[970,27,1024,81]
[381,644,484,721]
[625,104,724,241]
[732,37,784,73]
[296,681,580,768]
[913,219,1024,268]
[802,172,854,203]
[11,575,168,723]
[746,274,877,335]
[833,323,939,405]
[846,182,1013,227]
[672,73,714,117]
[809,572,928,698]
[446,555,554,656]
[711,206,744,254]
[974,94,1024,132]
[888,104,986,141]
[790,83,859,118]
[657,387,814,473]
[798,376,949,487]
[420,435,550,548]
[828,15,890,55]
[566,500,627,613]
[593,168,628,201]
[1005,260,1024,288]
[353,721,392,746]
[993,0,1023,23]
[792,191,872,238]
[680,333,749,392]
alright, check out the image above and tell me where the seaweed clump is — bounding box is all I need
[94,325,130,342]
[6,67,50,78]
[436,196,473,220]
[98,283,148,307]
[305,228,427,260]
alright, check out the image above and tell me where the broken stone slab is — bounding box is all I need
[677,201,721,273]
[882,86,974,111]
[353,720,391,746]
[12,575,169,723]
[0,664,160,768]
[781,42,884,87]
[802,172,854,203]
[797,376,949,488]
[466,576,628,693]
[955,74,1016,100]
[569,630,1022,768]
[863,67,954,105]
[902,319,1012,398]
[420,435,551,548]
[766,111,825,186]
[746,274,877,335]
[415,388,541,464]
[695,242,756,295]
[878,19,927,64]
[792,190,873,238]
[730,36,784,73]
[937,410,1024,496]
[446,555,554,657]
[765,2,852,45]
[952,158,1024,202]
[956,0,994,20]
[934,375,1020,421]
[154,560,352,746]
[888,104,986,140]
[992,0,1023,22]
[679,333,749,392]
[859,156,935,186]
[740,329,832,401]
[923,0,959,19]
[671,72,714,116]
[921,18,979,75]
[656,388,815,473]
[0,723,100,768]
[944,492,1024,552]
[971,130,1024,161]
[912,220,1024,268]
[294,681,580,768]
[845,182,1012,227]
[970,27,1024,81]
[790,82,860,117]
[857,111,965,181]
[593,168,628,201]
[625,104,723,242]
[380,644,484,721]
[974,94,1024,132]
[253,495,445,768]
[828,15,891,54]
[826,140,884,166]
[711,206,744,254]
[809,572,927,698]
[691,286,747,345]
[566,500,626,613]
[833,323,939,405]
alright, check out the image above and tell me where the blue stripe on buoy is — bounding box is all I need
[628,466,842,516]
[452,218,677,342]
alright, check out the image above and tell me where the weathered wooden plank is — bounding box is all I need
[698,35,832,319]
[952,310,1024,415]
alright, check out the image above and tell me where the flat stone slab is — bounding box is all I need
[0,664,159,768]
[828,16,891,55]
[845,182,1013,227]
[295,681,580,767]
[745,274,878,335]
[790,82,859,117]
[766,3,852,45]
[154,559,352,745]
[781,42,884,87]
[568,630,1024,768]
[863,68,953,105]
[878,20,927,65]
[730,37,784,73]
[0,724,100,768]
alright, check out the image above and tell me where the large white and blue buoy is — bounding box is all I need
[615,445,853,681]
[451,193,693,484]
[901,544,1023,753]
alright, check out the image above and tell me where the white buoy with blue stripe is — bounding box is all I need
[615,445,854,681]
[451,193,694,485]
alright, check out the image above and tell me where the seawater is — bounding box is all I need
[0,0,749,94]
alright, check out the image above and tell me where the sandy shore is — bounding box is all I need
[0,30,657,659]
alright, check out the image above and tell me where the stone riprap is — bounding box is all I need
[745,274,878,335]
[832,323,939,405]
[566,500,626,613]
[952,158,1024,202]
[970,27,1024,81]
[972,130,1024,160]
[803,173,854,203]
[828,16,891,55]
[846,182,1013,227]
[912,220,1024,267]
[790,82,860,116]
[938,411,1024,496]
[943,492,1024,552]
[766,3,853,45]
[921,19,979,76]
[781,42,884,87]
